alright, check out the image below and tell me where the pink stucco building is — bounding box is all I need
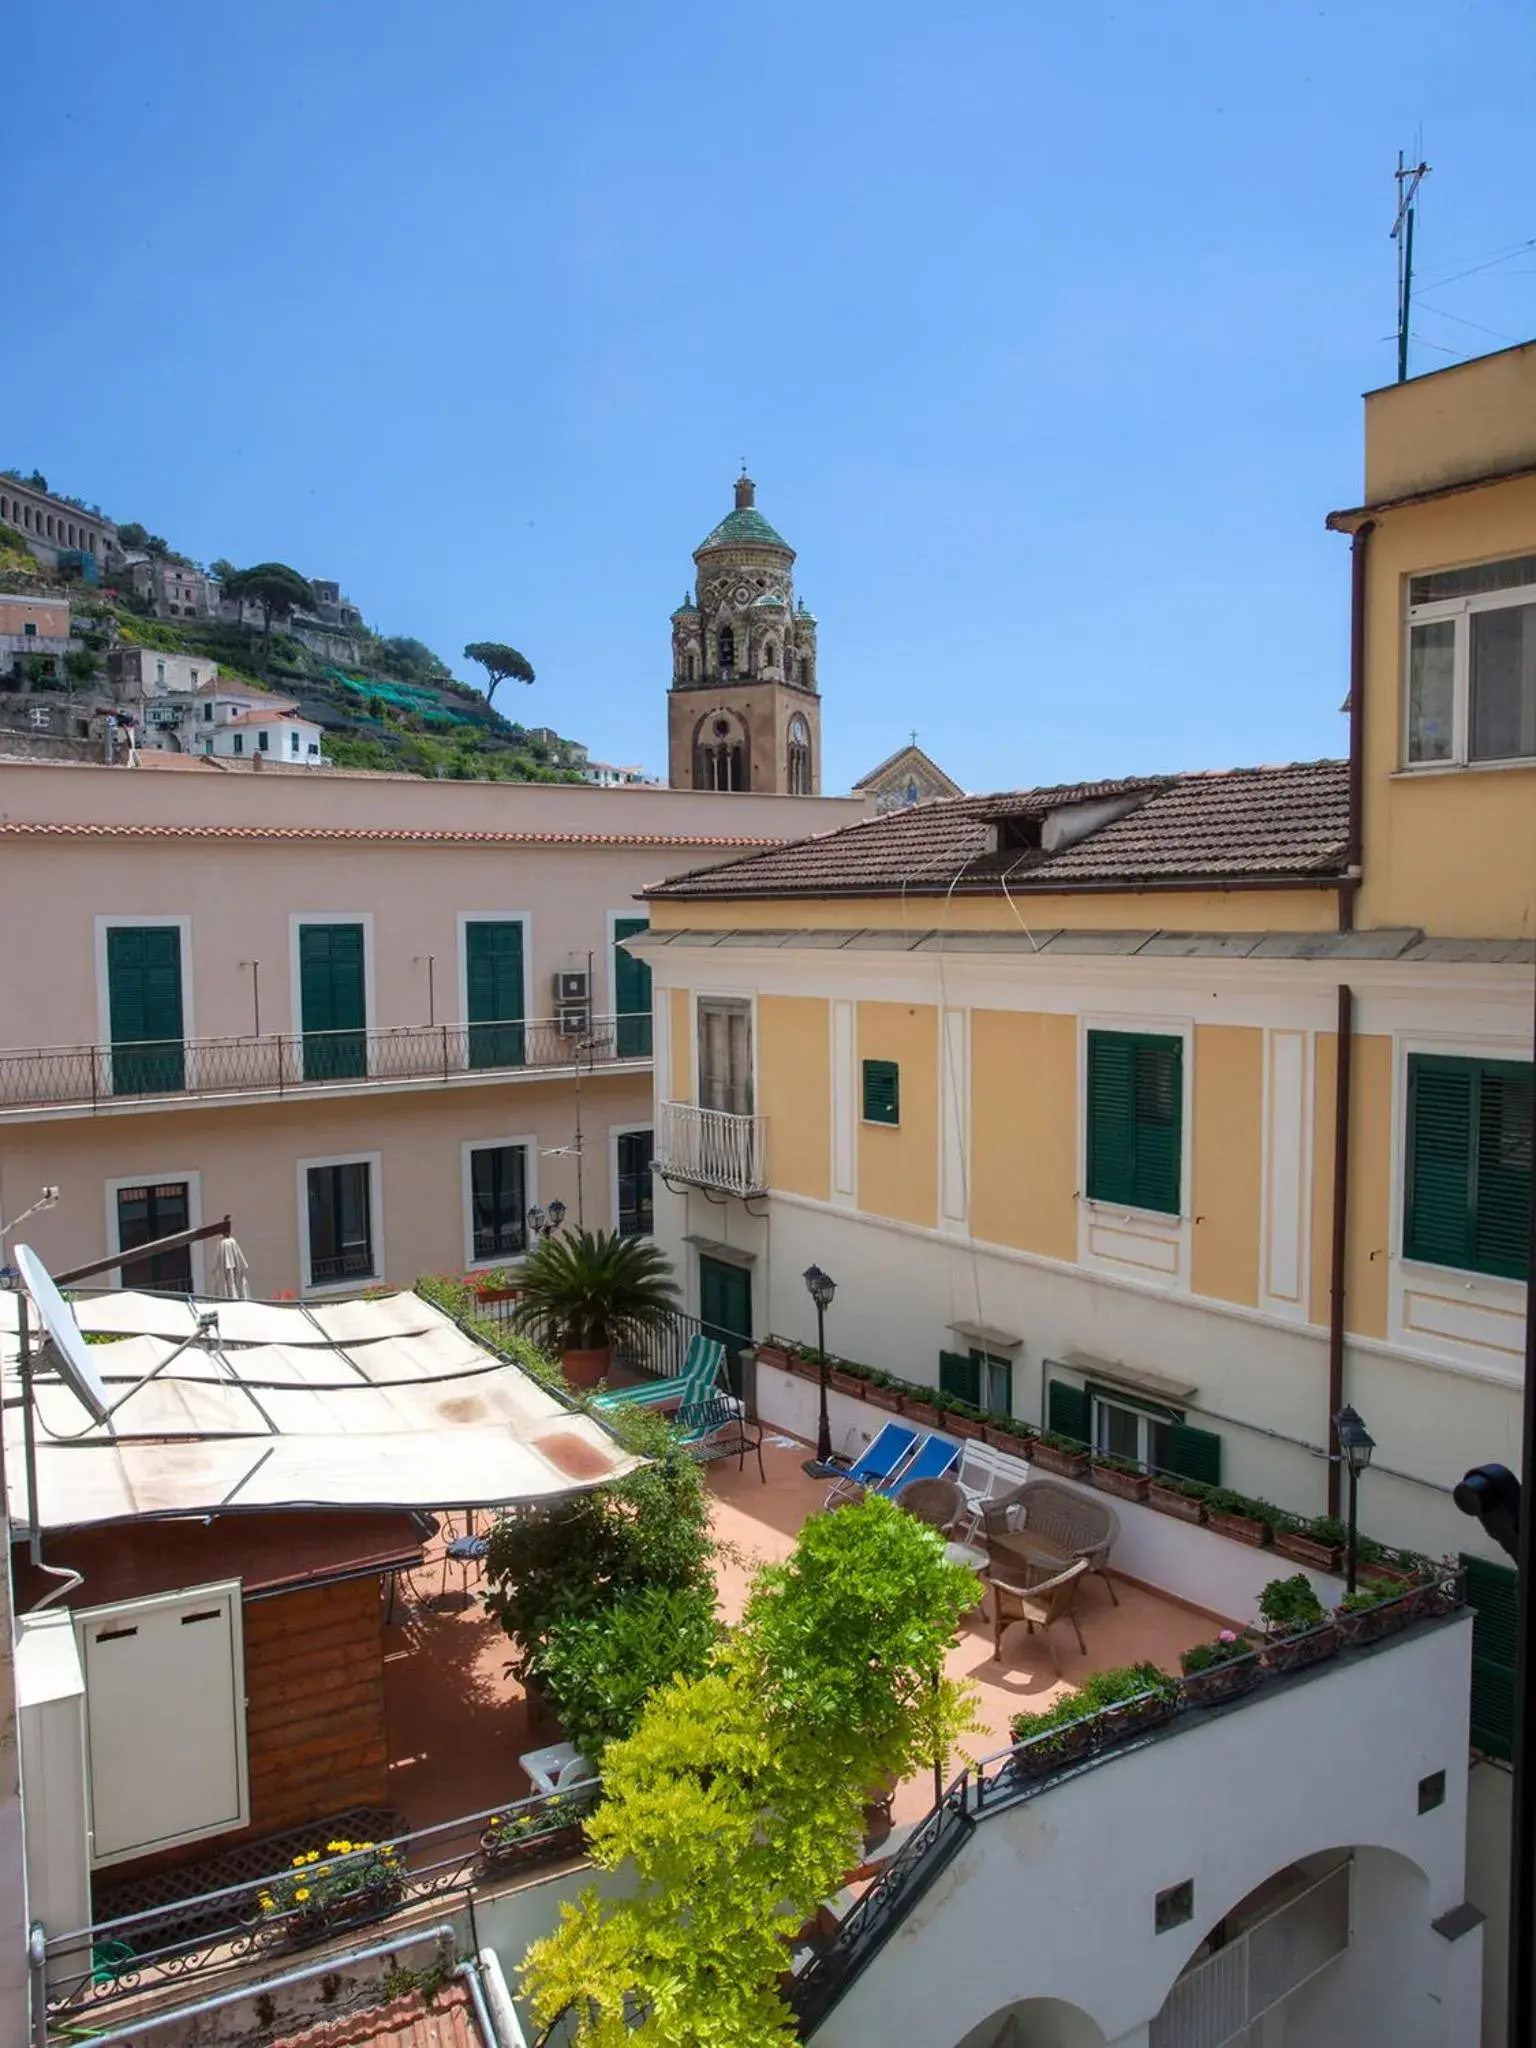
[0,761,860,1296]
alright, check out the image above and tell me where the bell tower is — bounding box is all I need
[666,474,821,794]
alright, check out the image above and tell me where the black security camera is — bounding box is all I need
[1453,1463,1521,1564]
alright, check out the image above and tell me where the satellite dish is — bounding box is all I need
[15,1244,109,1424]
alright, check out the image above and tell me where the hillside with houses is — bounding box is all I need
[0,467,605,780]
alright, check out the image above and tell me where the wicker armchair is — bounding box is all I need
[981,1478,1121,1606]
[990,1558,1089,1675]
[899,1477,965,1532]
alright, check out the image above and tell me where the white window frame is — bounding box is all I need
[1075,1011,1194,1293]
[609,1120,656,1236]
[692,989,757,1114]
[288,912,376,1055]
[297,1149,384,1296]
[456,912,532,1028]
[104,1169,205,1293]
[1090,1390,1173,1471]
[1403,557,1536,771]
[461,1134,538,1273]
[94,914,196,1056]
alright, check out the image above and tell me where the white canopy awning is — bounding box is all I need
[0,1286,641,1533]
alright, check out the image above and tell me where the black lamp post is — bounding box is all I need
[1335,1403,1375,1593]
[803,1264,837,1466]
[526,1197,568,1245]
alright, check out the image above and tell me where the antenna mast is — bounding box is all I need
[1391,148,1431,384]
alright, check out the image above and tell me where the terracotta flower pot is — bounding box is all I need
[755,1343,793,1374]
[1274,1530,1344,1573]
[1260,1623,1339,1676]
[1090,1464,1150,1503]
[561,1345,611,1390]
[904,1399,941,1430]
[1335,1598,1417,1646]
[1181,1656,1262,1707]
[829,1369,867,1399]
[1207,1509,1272,1548]
[865,1384,903,1414]
[1147,1483,1206,1524]
[1030,1441,1091,1480]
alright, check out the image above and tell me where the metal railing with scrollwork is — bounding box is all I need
[42,1783,598,2028]
[656,1101,769,1198]
[0,1015,649,1116]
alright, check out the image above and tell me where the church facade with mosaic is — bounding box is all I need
[666,475,821,794]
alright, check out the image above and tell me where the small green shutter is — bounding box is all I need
[614,917,652,1060]
[1406,1055,1532,1280]
[1046,1378,1091,1444]
[465,921,525,1070]
[107,926,185,1095]
[299,924,366,1081]
[1163,1423,1222,1487]
[939,1350,980,1406]
[1462,1554,1518,1761]
[1086,1030,1182,1214]
[862,1059,900,1125]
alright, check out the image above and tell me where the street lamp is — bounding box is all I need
[803,1264,837,1467]
[527,1198,568,1245]
[1335,1403,1375,1593]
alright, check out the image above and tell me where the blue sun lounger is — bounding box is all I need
[823,1421,920,1509]
[888,1432,961,1495]
[593,1332,726,1414]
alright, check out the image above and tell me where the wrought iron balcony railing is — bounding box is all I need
[0,1014,651,1116]
[656,1100,769,1199]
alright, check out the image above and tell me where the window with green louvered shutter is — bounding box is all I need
[1046,1378,1091,1444]
[1086,1030,1183,1215]
[299,924,366,1081]
[465,921,525,1070]
[1163,1422,1222,1487]
[862,1059,900,1126]
[107,926,185,1095]
[1405,1055,1532,1280]
[614,917,652,1059]
[1462,1554,1518,1760]
[939,1350,980,1406]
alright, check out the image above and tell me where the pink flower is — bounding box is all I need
[1218,1629,1238,1644]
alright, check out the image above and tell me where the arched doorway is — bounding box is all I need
[951,1996,1108,2048]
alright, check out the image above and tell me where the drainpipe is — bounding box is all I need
[1325,984,1353,1519]
[1339,520,1374,932]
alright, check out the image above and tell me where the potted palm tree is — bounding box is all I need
[511,1229,681,1390]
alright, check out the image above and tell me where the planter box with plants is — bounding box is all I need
[480,1788,597,1870]
[1008,1664,1181,1782]
[1028,1434,1091,1480]
[258,1840,404,1945]
[1179,1629,1262,1706]
[1257,1574,1338,1675]
[1145,1477,1209,1524]
[1089,1456,1150,1503]
[1333,1584,1422,1646]
[1272,1514,1348,1573]
[1204,1490,1283,1549]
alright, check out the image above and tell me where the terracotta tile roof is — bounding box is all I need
[273,1983,480,2048]
[0,821,783,850]
[645,760,1350,900]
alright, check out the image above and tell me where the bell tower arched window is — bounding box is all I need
[787,715,812,795]
[718,625,735,675]
[694,711,749,792]
[764,640,776,670]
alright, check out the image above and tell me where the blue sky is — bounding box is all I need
[11,0,1536,791]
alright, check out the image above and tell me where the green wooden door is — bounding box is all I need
[1463,1553,1518,1760]
[107,926,185,1095]
[614,917,652,1060]
[466,921,526,1069]
[299,924,367,1081]
[698,1255,751,1396]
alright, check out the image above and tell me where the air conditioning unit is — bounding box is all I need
[555,970,589,1005]
[557,1004,591,1038]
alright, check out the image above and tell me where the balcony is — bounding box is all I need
[657,1099,769,1198]
[0,1015,650,1120]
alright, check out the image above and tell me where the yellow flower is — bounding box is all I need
[294,1887,311,1903]
[307,1849,321,1863]
[317,1865,332,1878]
[258,1893,274,1911]
[292,1855,307,1869]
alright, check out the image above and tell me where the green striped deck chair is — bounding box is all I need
[593,1332,726,1414]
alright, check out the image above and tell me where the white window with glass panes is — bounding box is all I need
[1406,551,1536,768]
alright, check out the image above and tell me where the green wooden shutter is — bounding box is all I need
[862,1058,900,1125]
[1473,1063,1533,1281]
[1046,1378,1091,1444]
[1405,1057,1476,1269]
[614,916,652,1060]
[466,921,525,1069]
[107,926,185,1095]
[939,1350,980,1406]
[1087,1031,1181,1214]
[1163,1423,1222,1487]
[299,924,366,1081]
[1462,1554,1518,1761]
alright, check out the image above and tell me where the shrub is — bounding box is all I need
[537,1582,722,1761]
[1009,1661,1179,1747]
[1258,1574,1327,1636]
[1151,1475,1210,1501]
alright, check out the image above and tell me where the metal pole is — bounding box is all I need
[18,1292,41,1567]
[1507,953,1536,2048]
[815,1297,831,1465]
[1398,198,1415,384]
[1345,1462,1359,1595]
[1326,985,1353,1520]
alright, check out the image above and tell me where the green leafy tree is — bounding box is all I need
[464,640,535,708]
[510,1228,680,1357]
[223,562,315,635]
[373,634,452,683]
[116,522,150,551]
[523,1495,981,2045]
[63,649,98,693]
